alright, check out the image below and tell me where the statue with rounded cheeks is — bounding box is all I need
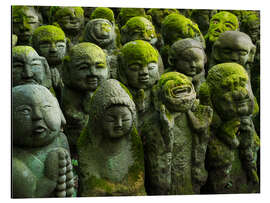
[117,8,151,27]
[51,7,84,46]
[141,72,213,195]
[241,13,260,45]
[199,63,259,193]
[77,79,145,196]
[118,40,160,116]
[205,11,239,45]
[12,46,52,91]
[61,42,109,155]
[12,84,75,198]
[168,38,207,94]
[210,31,256,77]
[12,6,42,46]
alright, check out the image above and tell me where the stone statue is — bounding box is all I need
[32,25,67,101]
[121,16,164,74]
[141,72,212,195]
[160,13,205,68]
[167,38,206,94]
[37,6,51,25]
[61,42,109,155]
[77,79,145,196]
[12,84,75,198]
[12,46,52,91]
[12,34,18,47]
[51,7,84,46]
[199,63,260,193]
[117,8,151,27]
[118,40,160,125]
[210,31,256,77]
[12,6,42,46]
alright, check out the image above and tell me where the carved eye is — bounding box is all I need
[239,50,248,56]
[56,42,66,49]
[148,62,157,70]
[78,64,88,71]
[212,19,219,25]
[225,23,234,29]
[129,64,141,71]
[96,63,105,69]
[16,106,32,115]
[13,62,24,69]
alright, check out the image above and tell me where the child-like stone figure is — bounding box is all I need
[61,42,110,155]
[12,46,52,91]
[32,25,67,101]
[117,8,151,27]
[51,7,84,46]
[12,84,75,198]
[141,72,212,195]
[199,63,260,193]
[118,40,160,127]
[12,6,42,46]
[167,38,207,94]
[77,79,145,196]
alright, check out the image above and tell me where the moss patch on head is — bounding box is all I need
[158,72,192,89]
[147,8,179,27]
[12,45,38,57]
[32,25,65,46]
[120,40,158,66]
[123,16,156,35]
[91,7,115,23]
[54,6,84,19]
[118,8,150,26]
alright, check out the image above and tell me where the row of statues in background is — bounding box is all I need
[12,6,260,198]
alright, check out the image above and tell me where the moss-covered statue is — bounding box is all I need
[210,31,256,77]
[12,6,42,46]
[77,79,145,196]
[12,46,52,91]
[51,7,84,46]
[199,63,260,194]
[167,38,207,94]
[190,9,217,36]
[32,25,67,101]
[61,42,109,155]
[160,13,205,68]
[141,72,212,195]
[121,16,164,74]
[117,8,151,27]
[83,18,119,79]
[118,40,160,127]
[12,84,75,198]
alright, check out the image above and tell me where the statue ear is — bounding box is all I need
[40,56,53,89]
[120,26,128,44]
[248,45,256,63]
[117,53,128,85]
[167,55,175,66]
[62,57,71,86]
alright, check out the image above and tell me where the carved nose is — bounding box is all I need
[22,65,33,78]
[139,67,149,76]
[32,107,43,121]
[115,118,122,128]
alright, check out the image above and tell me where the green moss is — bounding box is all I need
[119,82,134,100]
[32,25,65,46]
[158,72,192,88]
[147,8,179,27]
[91,7,115,23]
[12,45,36,56]
[118,8,150,26]
[53,6,84,20]
[120,40,158,66]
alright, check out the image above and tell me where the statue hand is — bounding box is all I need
[220,119,241,148]
[160,104,174,131]
[238,117,254,148]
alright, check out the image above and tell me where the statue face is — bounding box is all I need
[13,85,62,147]
[102,105,133,138]
[93,20,113,40]
[38,39,66,66]
[125,61,159,90]
[214,34,254,66]
[161,73,196,112]
[212,74,254,120]
[68,47,108,92]
[175,48,205,77]
[57,8,83,34]
[208,12,238,43]
[12,7,40,45]
[12,48,49,87]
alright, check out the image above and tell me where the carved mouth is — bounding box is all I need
[21,79,37,85]
[171,86,192,98]
[87,77,98,84]
[235,98,250,106]
[139,76,149,83]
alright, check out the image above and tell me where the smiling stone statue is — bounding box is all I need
[12,84,75,198]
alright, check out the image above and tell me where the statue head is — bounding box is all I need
[169,38,206,77]
[52,7,84,35]
[211,31,256,68]
[32,25,67,66]
[13,84,66,147]
[206,63,254,120]
[89,79,136,139]
[90,7,115,23]
[83,18,116,49]
[117,8,151,27]
[63,42,109,92]
[161,13,205,47]
[147,8,179,29]
[206,11,239,44]
[118,40,159,90]
[241,13,260,44]
[12,6,42,45]
[121,16,157,46]
[153,72,196,112]
[12,46,52,89]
